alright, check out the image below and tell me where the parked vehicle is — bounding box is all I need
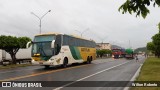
[2,60,11,66]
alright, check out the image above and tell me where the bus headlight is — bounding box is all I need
[50,59,54,61]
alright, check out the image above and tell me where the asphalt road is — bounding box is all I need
[0,55,145,90]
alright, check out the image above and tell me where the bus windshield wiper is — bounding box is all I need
[39,43,47,57]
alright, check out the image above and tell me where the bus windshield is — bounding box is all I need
[32,35,55,57]
[32,42,53,57]
[34,35,55,42]
[112,49,120,52]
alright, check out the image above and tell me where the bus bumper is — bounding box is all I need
[31,60,55,66]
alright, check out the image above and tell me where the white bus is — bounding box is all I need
[27,33,96,68]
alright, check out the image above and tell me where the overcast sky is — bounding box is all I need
[0,0,159,49]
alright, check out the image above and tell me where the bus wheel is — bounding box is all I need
[62,58,68,68]
[87,57,91,64]
[44,65,50,69]
[90,56,92,63]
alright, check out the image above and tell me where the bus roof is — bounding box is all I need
[35,32,61,36]
[65,34,95,42]
[35,32,95,42]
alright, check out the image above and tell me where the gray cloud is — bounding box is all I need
[0,0,159,49]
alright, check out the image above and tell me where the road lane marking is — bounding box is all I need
[93,59,114,64]
[0,59,113,74]
[53,61,130,90]
[0,64,91,81]
[130,64,142,81]
[123,64,142,90]
[0,59,127,81]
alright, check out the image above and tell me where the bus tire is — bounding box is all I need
[87,56,91,64]
[90,56,93,63]
[62,57,68,68]
[44,65,50,69]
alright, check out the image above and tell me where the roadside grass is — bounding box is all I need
[131,57,160,90]
[0,64,32,70]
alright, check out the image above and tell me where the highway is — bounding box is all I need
[0,56,145,90]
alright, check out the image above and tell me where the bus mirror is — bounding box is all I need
[51,40,55,48]
[26,41,32,48]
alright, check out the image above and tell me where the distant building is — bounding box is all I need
[96,44,101,50]
[96,43,111,50]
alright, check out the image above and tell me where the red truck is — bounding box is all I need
[112,48,125,59]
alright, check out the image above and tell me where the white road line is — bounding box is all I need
[123,64,142,90]
[53,61,130,90]
[93,59,114,64]
[0,59,113,74]
[130,64,142,81]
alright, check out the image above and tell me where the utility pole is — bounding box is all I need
[31,10,51,34]
[75,28,89,37]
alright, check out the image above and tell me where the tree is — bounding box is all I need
[147,42,155,51]
[147,42,155,55]
[0,35,31,64]
[150,23,160,57]
[145,24,160,57]
[96,49,112,58]
[152,33,160,57]
[158,22,160,32]
[119,0,160,57]
[97,50,105,58]
[119,0,160,18]
[106,49,112,55]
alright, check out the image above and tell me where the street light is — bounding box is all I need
[31,10,51,34]
[75,28,89,37]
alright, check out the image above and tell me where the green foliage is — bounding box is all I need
[106,49,112,54]
[0,35,18,49]
[18,37,31,48]
[146,22,160,57]
[152,33,160,57]
[119,0,160,18]
[0,35,31,51]
[158,22,160,31]
[131,57,160,90]
[147,42,155,51]
[0,35,31,64]
[96,49,112,57]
